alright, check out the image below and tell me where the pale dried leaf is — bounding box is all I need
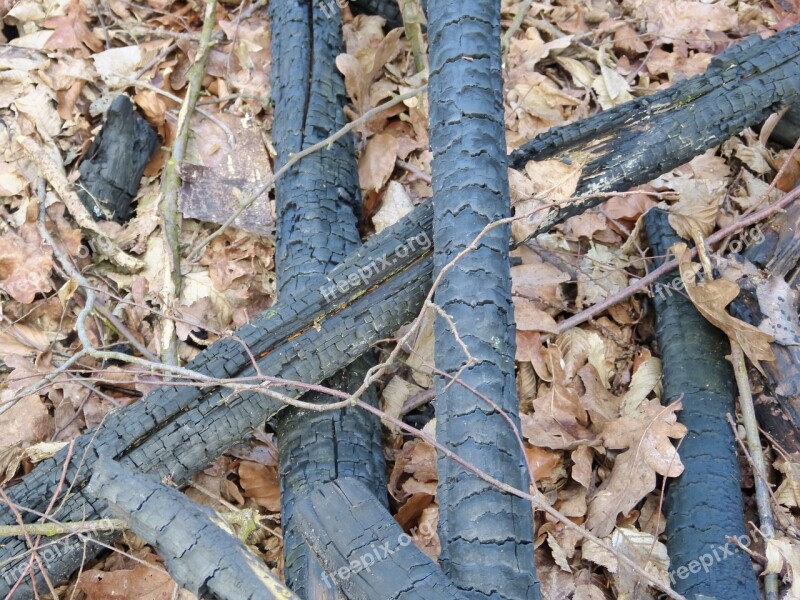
[673,242,775,371]
[620,356,662,415]
[373,181,414,232]
[586,401,686,536]
[514,296,559,333]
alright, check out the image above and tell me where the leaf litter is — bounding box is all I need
[0,0,797,597]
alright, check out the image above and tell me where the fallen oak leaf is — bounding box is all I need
[672,242,774,373]
[586,400,686,537]
[43,0,103,56]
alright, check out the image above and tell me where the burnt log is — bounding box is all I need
[644,209,759,599]
[294,478,465,600]
[86,456,297,600]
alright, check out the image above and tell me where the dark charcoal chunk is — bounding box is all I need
[77,95,158,223]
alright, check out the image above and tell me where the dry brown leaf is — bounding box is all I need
[411,503,440,561]
[571,445,594,488]
[557,328,612,383]
[516,330,545,364]
[613,25,648,57]
[648,0,738,41]
[525,445,562,482]
[79,564,178,600]
[0,444,24,484]
[389,439,437,502]
[394,492,434,531]
[511,261,569,306]
[583,527,670,591]
[237,460,281,512]
[775,455,800,508]
[673,242,775,371]
[619,356,662,415]
[523,383,595,450]
[358,132,399,193]
[0,393,53,447]
[603,191,657,222]
[514,296,559,333]
[576,243,629,310]
[563,212,607,240]
[586,400,685,537]
[0,322,62,358]
[0,229,53,304]
[513,159,582,242]
[407,312,434,387]
[593,49,633,109]
[43,0,103,56]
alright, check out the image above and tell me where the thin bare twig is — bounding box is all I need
[557,184,800,332]
[157,0,218,365]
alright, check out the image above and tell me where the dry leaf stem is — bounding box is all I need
[730,344,779,600]
[158,0,217,365]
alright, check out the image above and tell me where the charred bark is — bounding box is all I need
[510,25,800,241]
[77,95,158,223]
[86,456,297,600]
[644,208,759,599]
[3,25,800,596]
[268,2,385,597]
[427,1,538,598]
[295,478,465,600]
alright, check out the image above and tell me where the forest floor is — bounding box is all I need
[0,0,799,598]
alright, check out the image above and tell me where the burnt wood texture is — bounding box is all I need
[268,2,385,597]
[427,1,539,598]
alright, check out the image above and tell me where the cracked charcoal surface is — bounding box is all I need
[268,2,386,597]
[77,95,158,223]
[295,478,465,600]
[510,25,800,241]
[645,209,759,600]
[350,0,428,29]
[87,456,296,600]
[427,2,539,599]
[0,217,433,597]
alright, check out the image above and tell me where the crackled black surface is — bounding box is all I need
[77,95,157,223]
[3,24,800,597]
[268,2,385,597]
[427,2,539,598]
[296,478,465,600]
[645,209,759,600]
